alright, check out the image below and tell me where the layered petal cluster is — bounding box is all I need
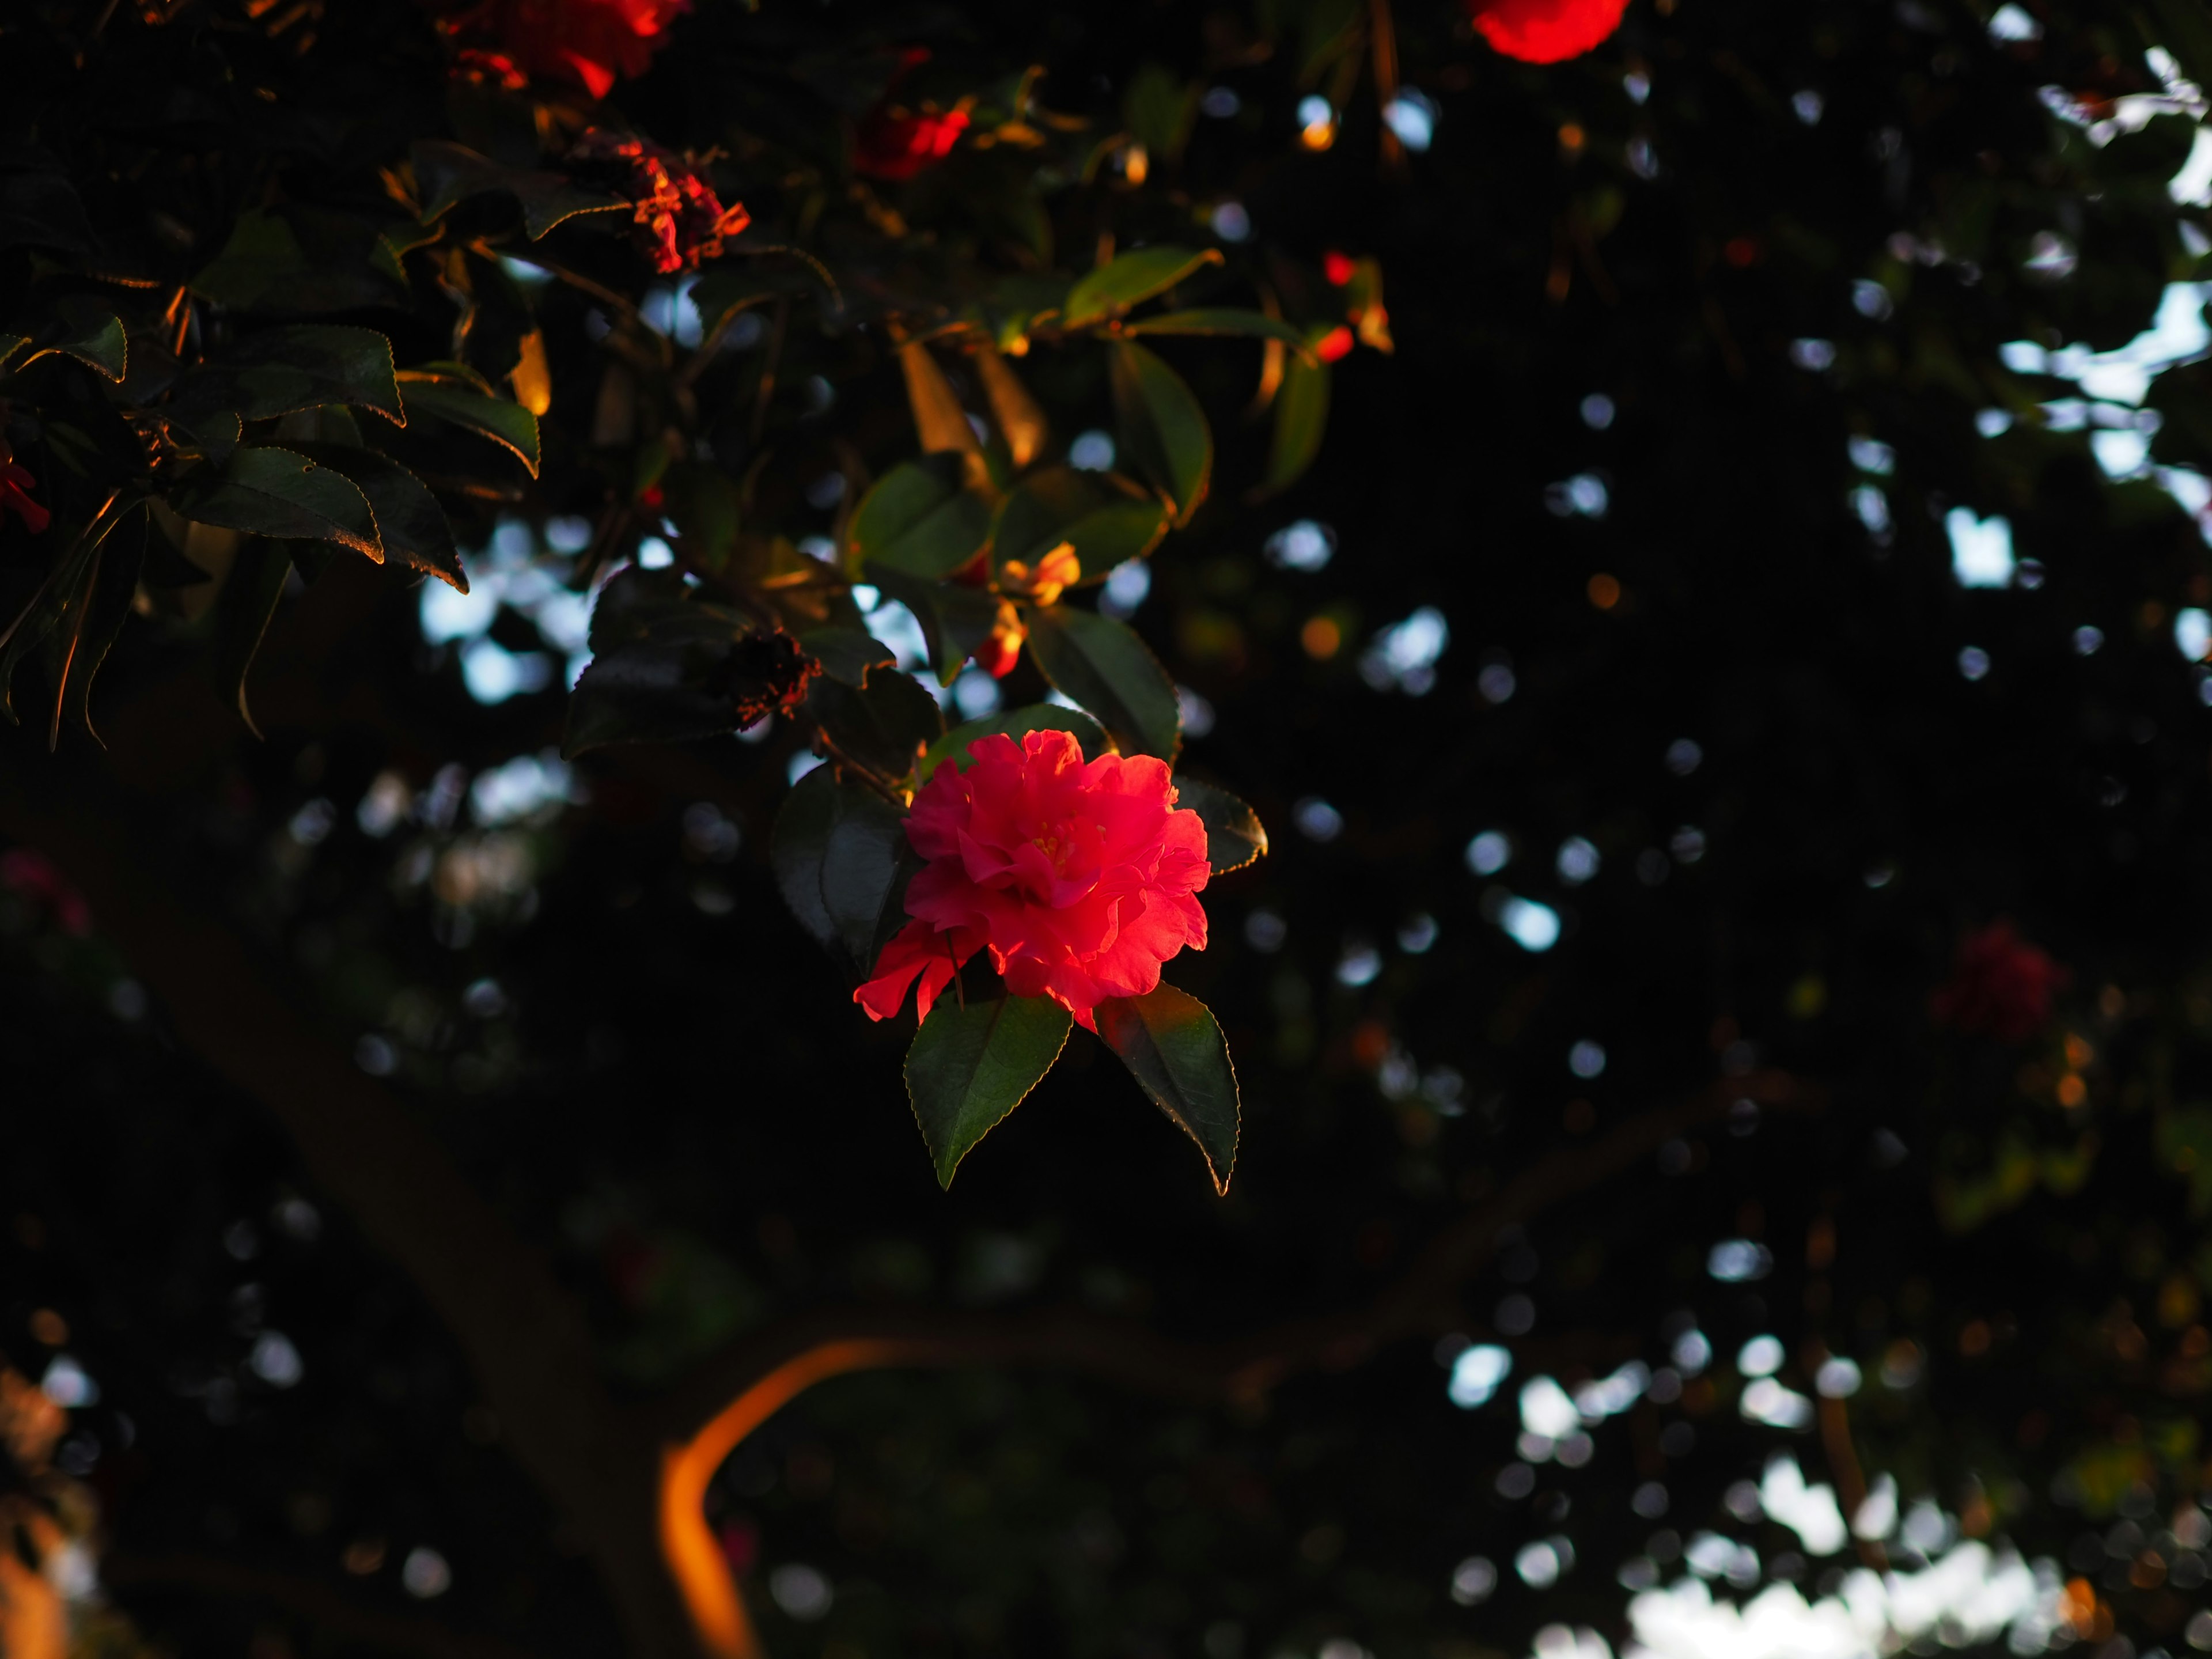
[435,0,688,99]
[857,729,1210,1029]
[1467,0,1630,63]
[569,130,749,273]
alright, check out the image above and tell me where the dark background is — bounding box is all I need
[8,1,2212,1656]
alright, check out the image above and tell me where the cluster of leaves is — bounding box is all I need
[0,0,1398,1180]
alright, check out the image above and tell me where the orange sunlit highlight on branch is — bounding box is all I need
[660,1340,922,1659]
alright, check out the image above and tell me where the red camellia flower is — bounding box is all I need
[0,460,48,535]
[854,48,971,180]
[433,0,687,99]
[568,130,749,273]
[855,729,1211,1029]
[1932,921,2069,1041]
[1467,0,1631,63]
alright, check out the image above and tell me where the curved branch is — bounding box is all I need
[649,1070,1818,1657]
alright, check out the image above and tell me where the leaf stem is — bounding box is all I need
[809,724,910,809]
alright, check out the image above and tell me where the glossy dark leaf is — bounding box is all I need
[1093,984,1240,1192]
[1171,777,1268,874]
[804,660,944,784]
[188,211,329,313]
[799,626,896,686]
[771,763,842,949]
[992,467,1169,580]
[918,703,1111,787]
[1109,341,1211,525]
[821,783,910,969]
[177,448,382,560]
[849,457,993,580]
[1024,604,1180,761]
[169,325,403,429]
[906,994,1073,1187]
[1266,350,1331,493]
[290,444,466,591]
[396,368,541,476]
[864,562,1000,685]
[1064,247,1223,331]
[774,763,923,974]
[410,138,628,240]
[24,298,126,383]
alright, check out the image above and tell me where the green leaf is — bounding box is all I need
[24,298,126,382]
[771,763,842,949]
[184,325,403,425]
[290,444,467,591]
[771,762,915,971]
[564,574,816,755]
[410,139,628,240]
[906,994,1073,1187]
[803,660,943,783]
[660,461,743,569]
[847,457,992,580]
[177,448,382,560]
[210,539,294,738]
[1109,341,1212,525]
[863,562,1000,685]
[1025,604,1180,761]
[189,210,310,310]
[798,626,896,686]
[1172,777,1267,874]
[1126,309,1320,363]
[396,368,541,476]
[917,703,1111,787]
[60,516,147,745]
[821,783,910,969]
[1266,350,1331,492]
[1122,65,1199,165]
[1094,986,1240,1192]
[1064,246,1223,331]
[691,263,834,346]
[992,467,1169,579]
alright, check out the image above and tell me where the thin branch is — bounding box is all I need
[645,1073,1820,1658]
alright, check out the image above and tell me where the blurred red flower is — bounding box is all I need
[1933,921,2069,1041]
[1467,0,1630,63]
[568,130,748,273]
[0,849,89,935]
[855,729,1211,1029]
[435,0,687,100]
[854,48,969,180]
[1,461,48,535]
